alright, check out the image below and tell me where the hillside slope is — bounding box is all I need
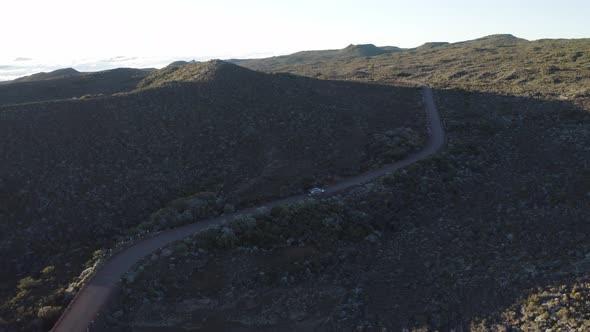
[0,61,424,331]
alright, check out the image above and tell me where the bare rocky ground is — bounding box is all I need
[101,88,590,331]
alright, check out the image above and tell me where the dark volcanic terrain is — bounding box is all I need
[0,60,424,331]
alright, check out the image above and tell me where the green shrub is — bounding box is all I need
[37,306,62,322]
[369,128,423,163]
[230,216,257,234]
[18,277,41,291]
[556,307,569,320]
[215,227,238,248]
[139,192,220,232]
[41,266,55,275]
[92,249,106,260]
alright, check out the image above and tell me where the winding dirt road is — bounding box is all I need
[51,85,445,332]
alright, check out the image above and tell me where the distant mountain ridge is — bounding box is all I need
[229,43,402,71]
[339,44,401,57]
[0,67,154,105]
[14,68,81,82]
[231,34,536,73]
[415,42,450,50]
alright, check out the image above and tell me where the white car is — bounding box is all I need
[307,187,325,196]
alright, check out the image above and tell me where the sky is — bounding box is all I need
[1,0,589,80]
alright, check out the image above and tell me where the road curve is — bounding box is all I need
[51,85,445,332]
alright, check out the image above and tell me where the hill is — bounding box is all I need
[99,37,590,331]
[463,33,527,46]
[415,41,450,50]
[13,68,81,82]
[136,59,262,89]
[340,43,400,57]
[230,44,402,72]
[0,68,154,106]
[0,61,424,331]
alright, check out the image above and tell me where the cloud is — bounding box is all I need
[14,57,33,61]
[103,56,139,63]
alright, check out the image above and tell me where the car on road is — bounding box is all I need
[307,187,325,196]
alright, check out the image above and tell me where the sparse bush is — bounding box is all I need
[138,192,219,232]
[556,307,569,320]
[40,266,55,275]
[231,216,257,234]
[18,277,41,291]
[369,128,423,163]
[215,227,238,248]
[92,249,106,260]
[37,306,62,322]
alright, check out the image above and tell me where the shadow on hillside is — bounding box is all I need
[356,87,590,331]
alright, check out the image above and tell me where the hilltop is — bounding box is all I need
[340,43,400,57]
[415,41,449,50]
[0,60,424,331]
[136,59,262,89]
[464,33,527,45]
